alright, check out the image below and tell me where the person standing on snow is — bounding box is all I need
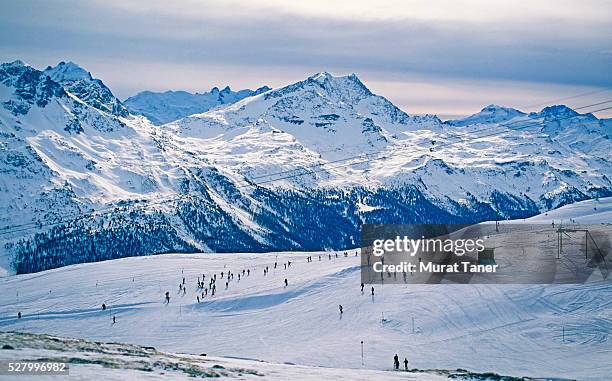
[393,354,399,370]
[404,358,408,371]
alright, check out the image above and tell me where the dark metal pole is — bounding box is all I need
[585,231,588,260]
[361,340,364,366]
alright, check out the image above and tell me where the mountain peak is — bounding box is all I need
[277,71,373,102]
[0,60,67,116]
[448,104,525,126]
[43,61,128,117]
[124,85,272,125]
[3,60,27,69]
[307,72,367,89]
[537,105,579,118]
[256,85,272,93]
[309,71,333,83]
[44,61,92,82]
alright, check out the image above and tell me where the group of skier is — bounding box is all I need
[69,251,359,330]
[161,250,361,306]
[360,282,374,295]
[393,354,409,371]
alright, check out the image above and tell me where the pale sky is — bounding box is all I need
[1,0,610,118]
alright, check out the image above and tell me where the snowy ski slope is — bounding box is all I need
[525,197,612,224]
[0,246,610,380]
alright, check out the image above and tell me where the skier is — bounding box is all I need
[165,291,170,304]
[371,286,375,296]
[197,296,200,303]
[284,278,288,287]
[339,305,343,314]
[112,315,116,324]
[102,303,106,311]
[404,358,408,371]
[288,261,291,267]
[182,277,185,285]
[361,283,364,293]
[274,262,277,269]
[393,354,399,370]
[284,263,287,270]
[183,287,186,295]
[17,312,21,319]
[247,269,250,276]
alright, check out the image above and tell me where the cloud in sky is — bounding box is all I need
[0,0,610,117]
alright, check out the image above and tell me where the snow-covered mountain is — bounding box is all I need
[124,85,271,125]
[447,104,526,126]
[43,61,129,117]
[1,60,611,274]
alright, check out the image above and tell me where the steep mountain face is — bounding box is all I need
[1,61,610,274]
[43,61,129,117]
[124,85,271,125]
